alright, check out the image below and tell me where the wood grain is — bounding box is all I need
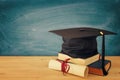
[0,56,120,80]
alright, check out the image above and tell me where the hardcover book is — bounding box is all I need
[58,53,100,65]
[88,59,111,76]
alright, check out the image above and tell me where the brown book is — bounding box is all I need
[88,59,111,76]
[58,53,100,65]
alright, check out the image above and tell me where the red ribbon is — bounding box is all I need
[57,58,70,74]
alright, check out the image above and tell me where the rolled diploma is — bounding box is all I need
[48,59,88,77]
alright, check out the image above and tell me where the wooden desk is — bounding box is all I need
[0,56,120,80]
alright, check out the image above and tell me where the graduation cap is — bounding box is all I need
[49,27,116,76]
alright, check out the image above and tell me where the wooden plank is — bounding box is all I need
[0,56,120,80]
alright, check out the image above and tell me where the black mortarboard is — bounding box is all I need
[49,27,116,76]
[49,27,115,38]
[49,27,116,58]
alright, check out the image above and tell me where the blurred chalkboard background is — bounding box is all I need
[0,0,120,56]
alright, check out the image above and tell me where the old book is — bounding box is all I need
[48,59,88,77]
[88,59,111,76]
[58,53,100,65]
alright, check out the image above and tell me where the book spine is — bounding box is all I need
[48,59,88,77]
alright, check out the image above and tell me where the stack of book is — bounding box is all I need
[48,53,111,77]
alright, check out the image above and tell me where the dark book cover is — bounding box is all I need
[88,59,111,76]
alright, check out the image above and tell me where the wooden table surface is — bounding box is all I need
[0,56,120,80]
